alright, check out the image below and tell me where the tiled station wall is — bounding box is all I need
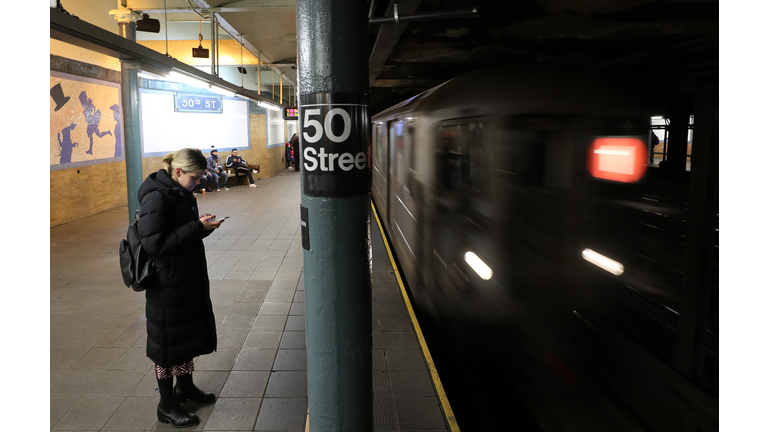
[50,56,284,227]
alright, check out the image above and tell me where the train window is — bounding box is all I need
[502,126,573,191]
[649,115,693,171]
[466,124,485,191]
[388,122,397,175]
[378,122,387,170]
[510,129,546,187]
[437,121,490,193]
[394,121,406,187]
[438,126,461,191]
[405,125,415,193]
[374,123,382,165]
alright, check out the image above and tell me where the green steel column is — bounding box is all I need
[121,62,142,221]
[296,0,373,430]
[115,15,143,222]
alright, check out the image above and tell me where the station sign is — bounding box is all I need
[283,107,299,121]
[173,93,223,113]
[299,93,371,197]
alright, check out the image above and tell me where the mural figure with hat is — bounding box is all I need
[79,90,112,155]
[57,122,78,164]
[50,83,70,112]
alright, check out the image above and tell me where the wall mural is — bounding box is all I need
[50,72,123,169]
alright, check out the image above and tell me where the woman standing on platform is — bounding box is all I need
[136,148,223,428]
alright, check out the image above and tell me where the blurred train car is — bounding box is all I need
[371,67,718,431]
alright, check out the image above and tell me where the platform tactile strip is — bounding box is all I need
[390,370,436,398]
[394,397,448,429]
[373,331,420,350]
[385,349,427,371]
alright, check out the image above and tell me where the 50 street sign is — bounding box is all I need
[300,93,370,197]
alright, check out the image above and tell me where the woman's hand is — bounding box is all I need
[200,213,222,231]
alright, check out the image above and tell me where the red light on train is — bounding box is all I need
[586,137,648,183]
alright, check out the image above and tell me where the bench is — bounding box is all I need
[225,165,260,186]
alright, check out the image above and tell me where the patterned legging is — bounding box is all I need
[154,360,194,380]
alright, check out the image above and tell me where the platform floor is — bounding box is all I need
[50,169,451,431]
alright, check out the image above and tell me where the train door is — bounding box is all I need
[388,120,420,281]
[430,120,493,303]
[371,121,389,227]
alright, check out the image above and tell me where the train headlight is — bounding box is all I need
[582,248,624,276]
[464,251,493,280]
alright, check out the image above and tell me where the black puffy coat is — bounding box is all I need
[136,169,217,368]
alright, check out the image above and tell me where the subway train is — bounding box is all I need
[371,67,718,431]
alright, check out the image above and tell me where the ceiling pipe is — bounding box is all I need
[215,15,220,76]
[163,0,168,55]
[109,3,140,41]
[369,7,479,25]
[210,14,216,76]
[183,0,209,20]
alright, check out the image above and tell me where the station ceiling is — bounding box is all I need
[90,0,720,114]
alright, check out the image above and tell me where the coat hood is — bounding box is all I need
[138,169,185,203]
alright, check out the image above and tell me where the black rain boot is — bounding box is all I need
[157,377,200,428]
[175,373,216,405]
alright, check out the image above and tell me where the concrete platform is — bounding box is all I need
[50,169,453,431]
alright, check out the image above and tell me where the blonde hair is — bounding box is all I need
[163,148,207,176]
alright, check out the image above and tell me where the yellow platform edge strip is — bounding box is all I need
[372,202,462,432]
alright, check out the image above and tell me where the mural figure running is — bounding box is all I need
[79,90,112,155]
[57,122,78,164]
[110,104,123,158]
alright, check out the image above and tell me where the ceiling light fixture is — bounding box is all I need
[138,70,169,80]
[135,14,160,33]
[257,101,281,112]
[193,18,209,58]
[208,85,234,97]
[169,71,207,89]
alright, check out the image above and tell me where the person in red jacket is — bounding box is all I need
[289,133,301,173]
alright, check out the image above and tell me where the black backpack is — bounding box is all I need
[119,211,155,291]
[119,191,165,291]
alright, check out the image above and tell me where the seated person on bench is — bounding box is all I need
[225,149,258,188]
[206,148,229,192]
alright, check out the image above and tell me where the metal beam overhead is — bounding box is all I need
[50,7,281,105]
[368,0,422,87]
[187,0,296,87]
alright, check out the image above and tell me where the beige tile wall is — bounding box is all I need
[51,114,285,227]
[50,161,128,227]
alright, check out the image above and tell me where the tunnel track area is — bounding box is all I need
[372,202,545,432]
